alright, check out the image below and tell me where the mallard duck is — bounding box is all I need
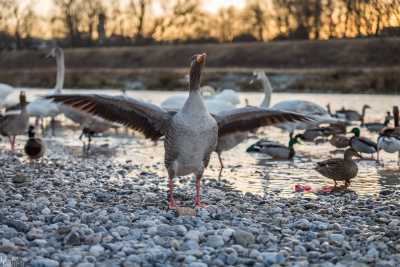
[363,111,391,133]
[336,104,370,123]
[330,133,350,149]
[297,127,334,142]
[315,148,361,188]
[349,127,378,158]
[24,126,45,161]
[47,53,310,209]
[246,134,301,159]
[0,91,29,151]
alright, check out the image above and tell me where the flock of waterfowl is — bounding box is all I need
[0,48,399,208]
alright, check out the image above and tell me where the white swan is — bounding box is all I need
[27,47,65,131]
[161,85,239,112]
[255,71,338,133]
[0,83,14,108]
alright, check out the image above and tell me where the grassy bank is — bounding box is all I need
[1,38,400,93]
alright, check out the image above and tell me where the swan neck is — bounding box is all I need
[260,75,272,108]
[55,51,65,93]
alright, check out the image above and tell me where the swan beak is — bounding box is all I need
[196,53,206,64]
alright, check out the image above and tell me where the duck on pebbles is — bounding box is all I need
[0,91,29,151]
[47,53,311,208]
[24,125,46,162]
[315,148,362,188]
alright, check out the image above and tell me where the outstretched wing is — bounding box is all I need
[215,106,312,137]
[47,94,172,140]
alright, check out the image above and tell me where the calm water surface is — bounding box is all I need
[13,89,400,197]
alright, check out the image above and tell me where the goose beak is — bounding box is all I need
[196,53,206,64]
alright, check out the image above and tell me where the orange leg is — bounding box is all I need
[195,174,207,208]
[168,176,177,209]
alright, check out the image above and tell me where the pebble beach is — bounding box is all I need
[1,136,400,267]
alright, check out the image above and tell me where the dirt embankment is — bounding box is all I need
[1,38,399,93]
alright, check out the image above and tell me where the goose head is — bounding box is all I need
[189,53,206,91]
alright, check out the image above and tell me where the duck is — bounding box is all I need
[47,53,310,209]
[0,91,29,151]
[26,47,65,134]
[377,106,400,163]
[246,134,301,159]
[329,132,350,149]
[297,127,334,142]
[315,148,361,188]
[24,125,45,162]
[0,83,14,108]
[335,104,370,123]
[349,127,378,158]
[253,71,339,134]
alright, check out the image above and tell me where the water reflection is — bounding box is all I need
[9,89,400,197]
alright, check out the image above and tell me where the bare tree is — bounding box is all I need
[244,0,266,41]
[53,0,82,46]
[127,0,152,40]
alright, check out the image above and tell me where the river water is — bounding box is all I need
[7,89,400,197]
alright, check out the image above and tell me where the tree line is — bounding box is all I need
[1,0,400,50]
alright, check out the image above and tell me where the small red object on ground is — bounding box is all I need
[293,184,313,192]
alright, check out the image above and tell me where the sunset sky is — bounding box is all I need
[206,0,245,12]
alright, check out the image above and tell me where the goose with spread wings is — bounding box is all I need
[47,53,311,209]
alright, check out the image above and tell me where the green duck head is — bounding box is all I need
[350,127,360,137]
[246,143,261,153]
[289,134,301,149]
